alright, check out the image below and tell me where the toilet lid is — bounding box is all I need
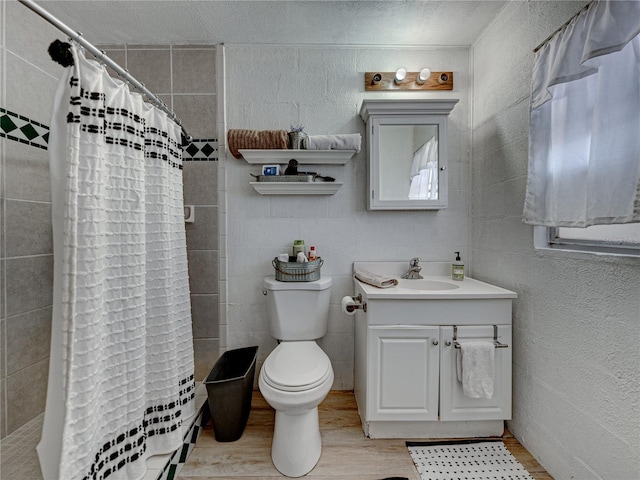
[262,342,332,392]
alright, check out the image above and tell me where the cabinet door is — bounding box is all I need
[439,325,512,421]
[359,99,458,211]
[368,326,440,421]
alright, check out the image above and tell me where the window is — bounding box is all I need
[523,1,640,231]
[547,223,640,256]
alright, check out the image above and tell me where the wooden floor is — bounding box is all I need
[179,391,552,479]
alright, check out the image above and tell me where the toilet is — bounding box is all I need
[259,276,334,478]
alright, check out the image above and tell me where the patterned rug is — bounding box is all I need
[407,439,534,480]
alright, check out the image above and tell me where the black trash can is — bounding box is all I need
[204,345,259,442]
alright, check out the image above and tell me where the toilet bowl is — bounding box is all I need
[259,276,334,478]
[259,341,334,478]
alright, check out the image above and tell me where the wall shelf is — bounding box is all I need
[250,182,343,195]
[241,149,354,195]
[239,149,356,165]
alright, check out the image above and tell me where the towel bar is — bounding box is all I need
[452,325,508,349]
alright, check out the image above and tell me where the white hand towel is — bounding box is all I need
[456,341,495,399]
[354,269,398,288]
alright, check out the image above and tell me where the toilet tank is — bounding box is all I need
[263,277,332,341]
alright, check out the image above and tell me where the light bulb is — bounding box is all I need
[394,68,407,84]
[416,68,431,85]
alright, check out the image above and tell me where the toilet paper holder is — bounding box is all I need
[347,294,367,313]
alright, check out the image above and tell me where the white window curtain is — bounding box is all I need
[523,0,640,227]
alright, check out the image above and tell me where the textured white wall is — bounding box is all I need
[472,2,640,479]
[224,45,470,389]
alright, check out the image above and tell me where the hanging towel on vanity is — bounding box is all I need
[456,341,495,399]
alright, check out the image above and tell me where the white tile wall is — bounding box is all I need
[1,0,61,441]
[471,2,640,479]
[223,45,471,389]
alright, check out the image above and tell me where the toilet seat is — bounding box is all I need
[262,341,332,392]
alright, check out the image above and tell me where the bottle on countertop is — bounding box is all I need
[308,246,318,261]
[452,251,464,281]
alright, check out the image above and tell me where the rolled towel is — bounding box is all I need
[306,134,361,152]
[354,269,398,288]
[456,341,495,399]
[277,253,290,262]
[227,129,288,159]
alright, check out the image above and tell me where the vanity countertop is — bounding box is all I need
[353,261,517,300]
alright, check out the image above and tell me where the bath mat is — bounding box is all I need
[407,439,534,480]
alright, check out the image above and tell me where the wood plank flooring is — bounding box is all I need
[179,391,552,479]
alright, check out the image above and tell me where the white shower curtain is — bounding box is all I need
[38,44,195,480]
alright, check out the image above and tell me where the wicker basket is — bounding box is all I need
[272,257,323,282]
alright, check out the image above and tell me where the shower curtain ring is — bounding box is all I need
[97,49,107,65]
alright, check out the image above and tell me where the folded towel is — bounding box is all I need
[306,134,361,152]
[354,269,398,288]
[456,341,495,399]
[227,129,288,159]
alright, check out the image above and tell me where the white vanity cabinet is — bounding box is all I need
[439,325,512,422]
[368,326,440,421]
[353,273,516,439]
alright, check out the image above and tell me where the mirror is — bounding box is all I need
[359,99,458,210]
[378,124,439,201]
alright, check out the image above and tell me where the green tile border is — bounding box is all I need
[0,108,49,150]
[0,107,215,161]
[157,403,210,480]
[183,138,218,161]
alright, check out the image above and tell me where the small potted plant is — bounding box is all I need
[288,124,307,150]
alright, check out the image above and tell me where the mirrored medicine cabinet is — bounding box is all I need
[359,99,458,210]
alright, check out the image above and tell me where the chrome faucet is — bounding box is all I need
[401,257,423,279]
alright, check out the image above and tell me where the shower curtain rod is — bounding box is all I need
[532,1,592,53]
[18,0,193,144]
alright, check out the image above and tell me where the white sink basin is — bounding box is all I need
[353,262,518,299]
[396,279,460,291]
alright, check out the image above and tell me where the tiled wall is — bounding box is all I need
[471,2,640,479]
[100,44,222,381]
[1,0,221,440]
[0,0,62,439]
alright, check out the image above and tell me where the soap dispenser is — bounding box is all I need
[452,252,464,281]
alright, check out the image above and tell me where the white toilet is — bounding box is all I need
[259,276,334,478]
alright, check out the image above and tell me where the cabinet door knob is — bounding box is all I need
[445,340,452,347]
[432,339,439,346]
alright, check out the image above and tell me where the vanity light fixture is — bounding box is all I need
[438,72,450,84]
[364,70,453,91]
[394,68,407,84]
[416,67,431,85]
